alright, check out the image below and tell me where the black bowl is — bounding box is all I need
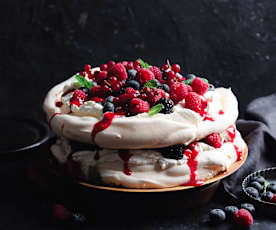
[242,167,276,217]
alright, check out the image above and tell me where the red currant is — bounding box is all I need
[95,71,107,82]
[84,64,91,73]
[172,64,181,73]
[162,64,169,70]
[126,62,134,70]
[134,60,141,69]
[107,61,116,69]
[100,64,108,71]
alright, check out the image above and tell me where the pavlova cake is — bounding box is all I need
[43,59,247,188]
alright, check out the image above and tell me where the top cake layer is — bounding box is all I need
[43,60,239,149]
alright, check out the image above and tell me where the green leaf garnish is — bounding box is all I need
[143,79,159,89]
[148,103,165,116]
[262,179,270,195]
[182,79,194,85]
[201,78,209,83]
[88,165,102,185]
[138,58,150,69]
[75,73,94,89]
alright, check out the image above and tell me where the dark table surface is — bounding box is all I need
[1,0,276,229]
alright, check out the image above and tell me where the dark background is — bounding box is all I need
[1,0,276,229]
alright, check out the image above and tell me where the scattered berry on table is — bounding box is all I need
[208,209,226,224]
[250,181,263,192]
[161,145,184,160]
[156,98,174,114]
[233,209,253,227]
[245,187,259,199]
[204,133,222,148]
[240,203,255,214]
[71,213,87,224]
[252,176,265,185]
[52,204,71,222]
[267,182,276,193]
[224,205,238,216]
[261,191,274,201]
[191,77,209,95]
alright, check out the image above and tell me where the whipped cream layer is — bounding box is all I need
[43,73,239,149]
[51,129,246,188]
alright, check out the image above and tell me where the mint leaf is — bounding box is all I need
[262,179,270,195]
[148,103,164,116]
[75,74,94,89]
[182,79,194,85]
[143,79,159,89]
[88,165,102,185]
[201,78,209,83]
[138,58,150,69]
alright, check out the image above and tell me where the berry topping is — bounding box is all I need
[261,191,274,201]
[159,84,170,93]
[233,209,253,227]
[171,63,181,73]
[209,209,226,224]
[245,187,259,199]
[156,98,174,114]
[149,66,164,83]
[186,74,196,80]
[170,82,192,104]
[127,69,137,80]
[108,63,128,81]
[224,206,238,216]
[184,92,204,113]
[267,182,276,193]
[252,175,265,185]
[204,133,222,148]
[161,145,184,160]
[250,181,263,192]
[191,77,209,95]
[136,68,155,85]
[90,97,104,103]
[240,203,255,214]
[72,89,87,102]
[129,98,150,115]
[104,96,115,103]
[126,80,140,90]
[103,102,115,113]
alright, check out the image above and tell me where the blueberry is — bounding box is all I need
[81,87,89,94]
[224,206,238,216]
[267,183,276,193]
[208,84,215,91]
[104,96,114,104]
[103,102,114,113]
[245,187,259,199]
[209,209,226,224]
[250,181,263,192]
[71,213,86,224]
[241,203,255,214]
[127,69,137,80]
[252,176,265,185]
[261,191,274,202]
[161,84,170,93]
[186,74,196,80]
[126,80,140,90]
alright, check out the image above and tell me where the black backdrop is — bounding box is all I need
[2,0,276,119]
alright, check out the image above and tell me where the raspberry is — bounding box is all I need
[191,77,209,95]
[52,204,71,222]
[171,64,181,73]
[129,98,150,115]
[125,87,136,97]
[170,82,192,104]
[72,89,87,102]
[184,92,203,113]
[108,63,128,81]
[204,133,222,148]
[100,64,108,71]
[233,209,253,227]
[119,93,133,105]
[147,88,166,105]
[149,66,165,83]
[94,71,107,82]
[136,68,155,85]
[156,98,174,114]
[270,194,276,203]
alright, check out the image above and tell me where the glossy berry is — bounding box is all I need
[186,74,196,80]
[209,209,226,224]
[171,64,181,73]
[103,102,115,113]
[95,71,107,82]
[72,89,87,102]
[240,203,255,214]
[160,84,170,93]
[204,133,221,148]
[261,191,274,201]
[100,64,108,71]
[251,176,265,185]
[107,60,116,69]
[126,80,140,90]
[224,206,238,216]
[104,96,114,103]
[245,187,259,199]
[136,68,155,85]
[149,66,164,83]
[133,60,141,69]
[184,92,203,113]
[129,98,150,115]
[162,64,169,70]
[108,63,128,81]
[267,183,276,193]
[191,77,209,95]
[170,82,192,104]
[127,69,137,80]
[208,84,215,91]
[84,64,91,73]
[250,181,263,192]
[161,145,184,160]
[156,98,174,114]
[233,209,253,227]
[270,194,276,203]
[52,204,71,222]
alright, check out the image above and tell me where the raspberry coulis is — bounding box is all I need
[181,142,204,186]
[219,109,224,115]
[226,125,242,161]
[118,150,133,176]
[94,149,100,161]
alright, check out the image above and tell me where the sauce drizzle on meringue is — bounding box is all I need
[118,150,133,176]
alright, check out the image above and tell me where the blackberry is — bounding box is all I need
[245,187,259,199]
[224,206,238,216]
[161,145,184,160]
[103,102,115,113]
[261,191,274,202]
[209,209,226,224]
[127,69,137,80]
[250,181,263,192]
[267,182,276,193]
[240,203,255,214]
[156,98,174,114]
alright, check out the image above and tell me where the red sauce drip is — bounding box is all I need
[234,145,243,161]
[118,150,133,176]
[226,125,236,142]
[94,149,100,161]
[55,101,63,107]
[219,109,224,115]
[91,112,115,143]
[181,142,204,186]
[203,115,215,121]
